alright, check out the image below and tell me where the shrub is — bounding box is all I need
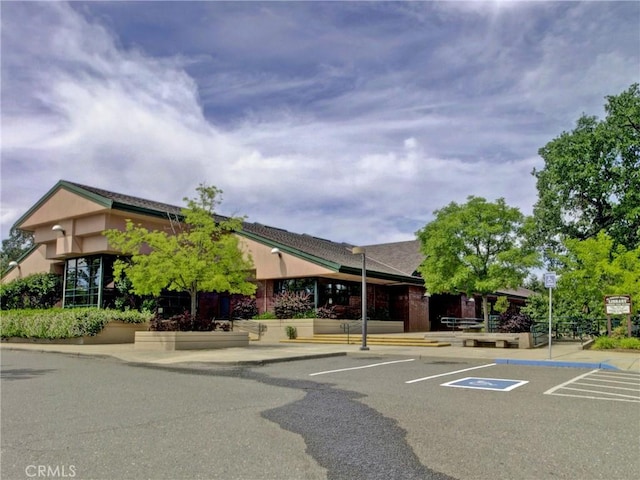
[0,273,62,310]
[593,336,640,350]
[231,297,259,319]
[618,337,640,350]
[497,311,534,333]
[316,304,337,319]
[148,311,231,331]
[151,311,207,331]
[273,291,313,319]
[285,325,297,339]
[593,336,617,349]
[610,325,629,339]
[253,311,277,320]
[0,308,152,339]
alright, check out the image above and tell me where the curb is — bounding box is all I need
[495,358,619,370]
[223,351,348,366]
[0,345,117,361]
[1,345,348,366]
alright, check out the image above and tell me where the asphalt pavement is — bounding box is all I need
[2,336,638,371]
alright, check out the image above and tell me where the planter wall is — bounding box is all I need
[83,321,150,344]
[257,319,404,342]
[135,331,249,350]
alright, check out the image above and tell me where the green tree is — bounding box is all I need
[104,184,256,320]
[523,232,640,323]
[557,231,639,317]
[532,84,640,258]
[0,227,34,273]
[417,196,539,330]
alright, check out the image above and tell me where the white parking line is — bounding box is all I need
[405,363,496,384]
[309,358,415,376]
[573,382,640,392]
[548,392,640,403]
[560,386,640,400]
[544,370,598,395]
[544,370,640,403]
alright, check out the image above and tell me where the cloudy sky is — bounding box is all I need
[1,1,638,245]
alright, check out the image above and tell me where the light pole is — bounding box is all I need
[352,247,369,350]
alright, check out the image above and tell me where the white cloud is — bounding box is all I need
[1,1,637,247]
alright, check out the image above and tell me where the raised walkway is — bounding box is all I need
[2,335,638,371]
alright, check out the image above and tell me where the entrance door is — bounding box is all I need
[219,295,231,319]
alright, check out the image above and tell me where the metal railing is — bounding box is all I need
[532,317,640,341]
[530,323,549,347]
[232,319,267,339]
[340,320,362,344]
[440,317,485,331]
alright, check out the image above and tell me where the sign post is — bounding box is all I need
[543,272,557,360]
[604,295,632,336]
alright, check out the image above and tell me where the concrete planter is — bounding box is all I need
[83,321,150,344]
[257,319,404,342]
[134,331,249,350]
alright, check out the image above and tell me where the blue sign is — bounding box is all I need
[544,272,557,288]
[441,377,528,392]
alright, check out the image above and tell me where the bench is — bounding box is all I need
[463,337,519,348]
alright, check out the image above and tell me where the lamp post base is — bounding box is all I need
[360,346,370,351]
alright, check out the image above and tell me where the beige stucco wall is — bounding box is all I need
[240,236,336,280]
[20,189,107,231]
[1,245,62,284]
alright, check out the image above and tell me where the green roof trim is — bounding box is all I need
[338,265,425,285]
[236,229,343,271]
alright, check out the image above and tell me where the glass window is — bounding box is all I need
[318,279,359,306]
[274,278,316,295]
[63,255,109,308]
[274,278,317,305]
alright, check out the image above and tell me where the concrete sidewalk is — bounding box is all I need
[2,339,639,371]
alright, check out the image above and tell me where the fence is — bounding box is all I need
[532,316,640,341]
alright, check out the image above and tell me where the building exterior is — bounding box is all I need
[2,180,532,331]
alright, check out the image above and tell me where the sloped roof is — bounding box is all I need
[362,240,423,276]
[21,180,422,284]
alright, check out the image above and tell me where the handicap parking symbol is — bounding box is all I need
[441,377,528,392]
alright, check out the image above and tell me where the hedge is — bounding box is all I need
[0,273,62,310]
[0,308,152,340]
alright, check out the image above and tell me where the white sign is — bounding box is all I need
[543,272,557,289]
[605,295,631,315]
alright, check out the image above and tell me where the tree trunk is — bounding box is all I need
[482,295,489,332]
[189,281,198,326]
[190,294,197,321]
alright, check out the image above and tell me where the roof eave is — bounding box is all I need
[338,265,425,285]
[237,229,343,272]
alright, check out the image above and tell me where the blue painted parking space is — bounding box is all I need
[441,376,529,391]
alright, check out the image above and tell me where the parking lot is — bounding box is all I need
[2,349,639,479]
[262,353,640,402]
[257,354,640,479]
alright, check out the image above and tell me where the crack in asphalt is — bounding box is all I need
[132,363,456,480]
